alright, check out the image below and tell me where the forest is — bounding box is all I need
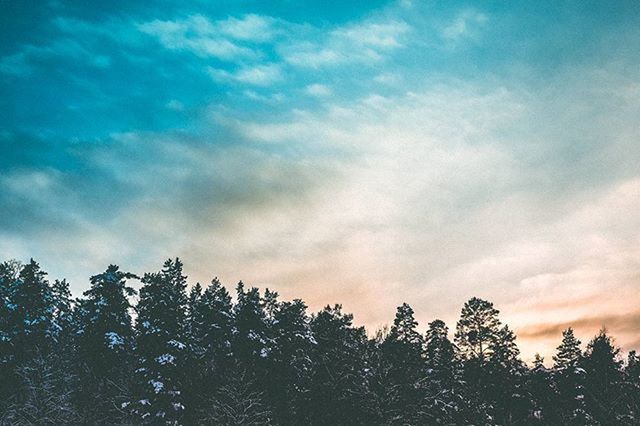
[1,257,639,425]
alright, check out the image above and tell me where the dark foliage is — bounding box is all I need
[0,258,638,425]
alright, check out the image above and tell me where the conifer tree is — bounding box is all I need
[132,259,189,425]
[419,319,461,423]
[380,303,425,423]
[0,260,76,423]
[527,354,560,423]
[186,278,235,422]
[552,328,593,424]
[0,260,22,405]
[233,282,272,368]
[454,297,503,422]
[454,297,501,362]
[582,329,624,423]
[9,259,56,357]
[624,351,640,423]
[75,265,137,423]
[486,325,528,423]
[266,298,315,424]
[309,304,373,425]
[188,278,234,366]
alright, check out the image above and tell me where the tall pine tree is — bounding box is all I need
[132,259,190,425]
[552,328,594,424]
[582,329,624,424]
[380,303,425,423]
[419,319,461,423]
[75,264,137,423]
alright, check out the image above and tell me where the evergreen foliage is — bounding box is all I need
[1,257,639,425]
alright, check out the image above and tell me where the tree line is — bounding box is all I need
[1,258,639,425]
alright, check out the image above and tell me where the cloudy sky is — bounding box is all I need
[2,0,640,361]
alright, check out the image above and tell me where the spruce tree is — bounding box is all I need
[623,351,640,423]
[419,319,461,423]
[0,260,22,405]
[486,325,528,424]
[9,259,56,357]
[75,264,137,423]
[527,354,560,423]
[380,303,425,423]
[552,328,593,424]
[582,329,624,423]
[309,305,373,425]
[233,282,272,369]
[0,260,74,423]
[186,278,235,422]
[132,259,189,425]
[266,298,315,424]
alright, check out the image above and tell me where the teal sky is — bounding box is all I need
[2,0,640,360]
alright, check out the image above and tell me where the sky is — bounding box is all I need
[1,0,639,362]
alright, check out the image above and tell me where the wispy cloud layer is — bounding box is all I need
[1,0,639,361]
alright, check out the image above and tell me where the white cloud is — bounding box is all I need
[442,9,488,41]
[305,83,332,97]
[281,20,410,68]
[373,73,399,85]
[217,14,277,42]
[336,21,410,49]
[220,65,640,359]
[208,63,283,86]
[138,15,260,60]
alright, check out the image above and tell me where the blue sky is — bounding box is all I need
[2,0,640,359]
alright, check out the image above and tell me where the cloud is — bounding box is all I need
[442,9,488,42]
[138,15,260,60]
[281,20,410,68]
[208,63,283,86]
[0,38,110,76]
[242,90,285,103]
[519,313,640,340]
[221,62,640,356]
[305,83,332,97]
[2,1,640,364]
[217,14,277,42]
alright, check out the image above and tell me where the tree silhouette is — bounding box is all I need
[1,257,639,425]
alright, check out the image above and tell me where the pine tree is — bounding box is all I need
[454,297,503,423]
[132,259,190,425]
[233,282,272,369]
[0,260,76,423]
[75,264,137,423]
[186,278,235,422]
[51,279,74,341]
[1,261,20,417]
[582,329,625,423]
[266,298,315,424]
[552,328,594,424]
[623,351,640,423]
[527,354,560,423]
[454,297,501,362]
[486,325,528,424]
[379,303,425,423]
[418,319,461,423]
[0,260,22,406]
[308,304,373,425]
[9,259,57,357]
